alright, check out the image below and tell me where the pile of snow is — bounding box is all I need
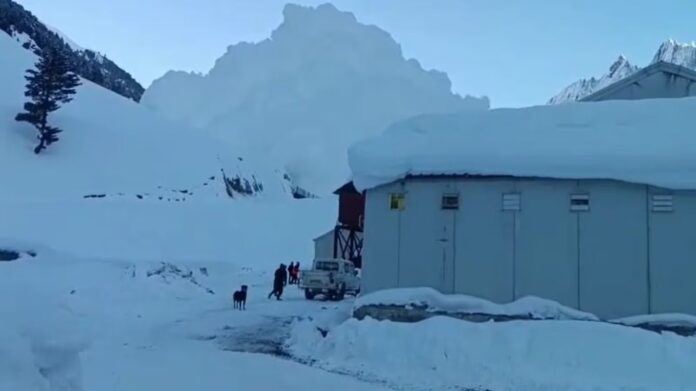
[355,287,597,321]
[0,31,289,201]
[288,316,696,391]
[550,39,696,104]
[142,3,488,195]
[0,259,90,391]
[614,313,696,328]
[1,197,335,266]
[348,97,696,191]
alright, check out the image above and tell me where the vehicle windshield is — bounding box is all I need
[316,261,339,271]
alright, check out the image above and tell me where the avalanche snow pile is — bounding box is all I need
[354,287,597,321]
[348,97,696,191]
[550,39,696,104]
[287,315,696,391]
[0,31,290,201]
[142,3,488,195]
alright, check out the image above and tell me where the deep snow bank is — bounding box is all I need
[354,287,597,321]
[142,3,488,194]
[0,32,288,201]
[349,97,696,191]
[288,316,696,391]
[0,198,335,266]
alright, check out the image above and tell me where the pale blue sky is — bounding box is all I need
[16,0,696,107]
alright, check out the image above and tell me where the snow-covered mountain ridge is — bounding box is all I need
[550,40,696,104]
[0,0,144,101]
[142,3,489,195]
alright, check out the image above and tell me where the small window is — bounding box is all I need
[441,194,459,210]
[390,193,405,210]
[570,193,590,212]
[651,194,673,213]
[502,193,521,211]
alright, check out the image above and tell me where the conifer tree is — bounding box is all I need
[15,47,80,154]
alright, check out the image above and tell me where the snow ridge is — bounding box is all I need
[142,3,488,195]
[550,39,696,104]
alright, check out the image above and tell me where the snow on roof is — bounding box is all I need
[348,98,696,191]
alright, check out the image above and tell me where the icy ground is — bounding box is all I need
[0,245,390,391]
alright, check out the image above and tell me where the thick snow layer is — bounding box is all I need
[0,198,335,265]
[142,3,488,195]
[355,287,598,321]
[0,32,289,201]
[349,97,696,191]
[614,313,696,328]
[0,242,388,391]
[288,316,696,391]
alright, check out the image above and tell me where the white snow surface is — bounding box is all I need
[349,97,696,191]
[614,313,696,328]
[45,24,85,52]
[355,287,598,321]
[550,39,696,104]
[288,315,696,391]
[0,31,290,201]
[142,3,488,195]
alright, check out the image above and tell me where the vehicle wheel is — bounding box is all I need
[336,284,346,301]
[304,289,315,300]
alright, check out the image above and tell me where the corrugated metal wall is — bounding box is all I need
[362,177,696,318]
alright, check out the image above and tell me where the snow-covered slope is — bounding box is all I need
[550,40,696,104]
[349,97,696,191]
[142,3,489,195]
[0,32,292,201]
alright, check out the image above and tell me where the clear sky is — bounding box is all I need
[16,0,696,107]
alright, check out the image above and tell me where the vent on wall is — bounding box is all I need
[441,194,459,210]
[570,193,590,212]
[502,193,521,211]
[651,194,674,213]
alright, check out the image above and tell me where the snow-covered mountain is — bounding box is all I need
[142,3,489,195]
[0,0,144,101]
[0,31,296,201]
[549,40,696,104]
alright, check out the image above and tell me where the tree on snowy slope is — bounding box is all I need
[15,47,80,154]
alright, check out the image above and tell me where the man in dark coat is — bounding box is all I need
[268,263,288,300]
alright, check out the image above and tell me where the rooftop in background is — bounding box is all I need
[348,97,696,191]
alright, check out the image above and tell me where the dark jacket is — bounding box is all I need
[274,267,287,287]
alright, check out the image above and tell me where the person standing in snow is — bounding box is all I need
[268,263,288,300]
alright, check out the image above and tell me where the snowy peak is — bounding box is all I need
[142,3,488,195]
[652,39,696,69]
[548,55,639,104]
[549,40,696,104]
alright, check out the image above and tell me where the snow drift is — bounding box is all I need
[0,31,291,201]
[142,3,488,195]
[354,287,597,321]
[288,316,696,391]
[348,97,696,191]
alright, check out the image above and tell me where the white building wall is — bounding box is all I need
[649,189,696,314]
[514,180,579,308]
[361,176,696,317]
[454,179,515,303]
[577,181,649,318]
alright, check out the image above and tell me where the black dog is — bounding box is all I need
[233,285,248,310]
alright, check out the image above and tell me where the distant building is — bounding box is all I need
[314,182,364,266]
[581,61,696,102]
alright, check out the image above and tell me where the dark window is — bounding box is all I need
[570,194,590,212]
[441,194,459,210]
[390,193,405,210]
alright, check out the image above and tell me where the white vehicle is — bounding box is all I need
[299,258,360,300]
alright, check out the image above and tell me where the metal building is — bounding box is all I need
[361,176,696,319]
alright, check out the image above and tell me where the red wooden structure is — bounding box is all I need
[333,182,365,268]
